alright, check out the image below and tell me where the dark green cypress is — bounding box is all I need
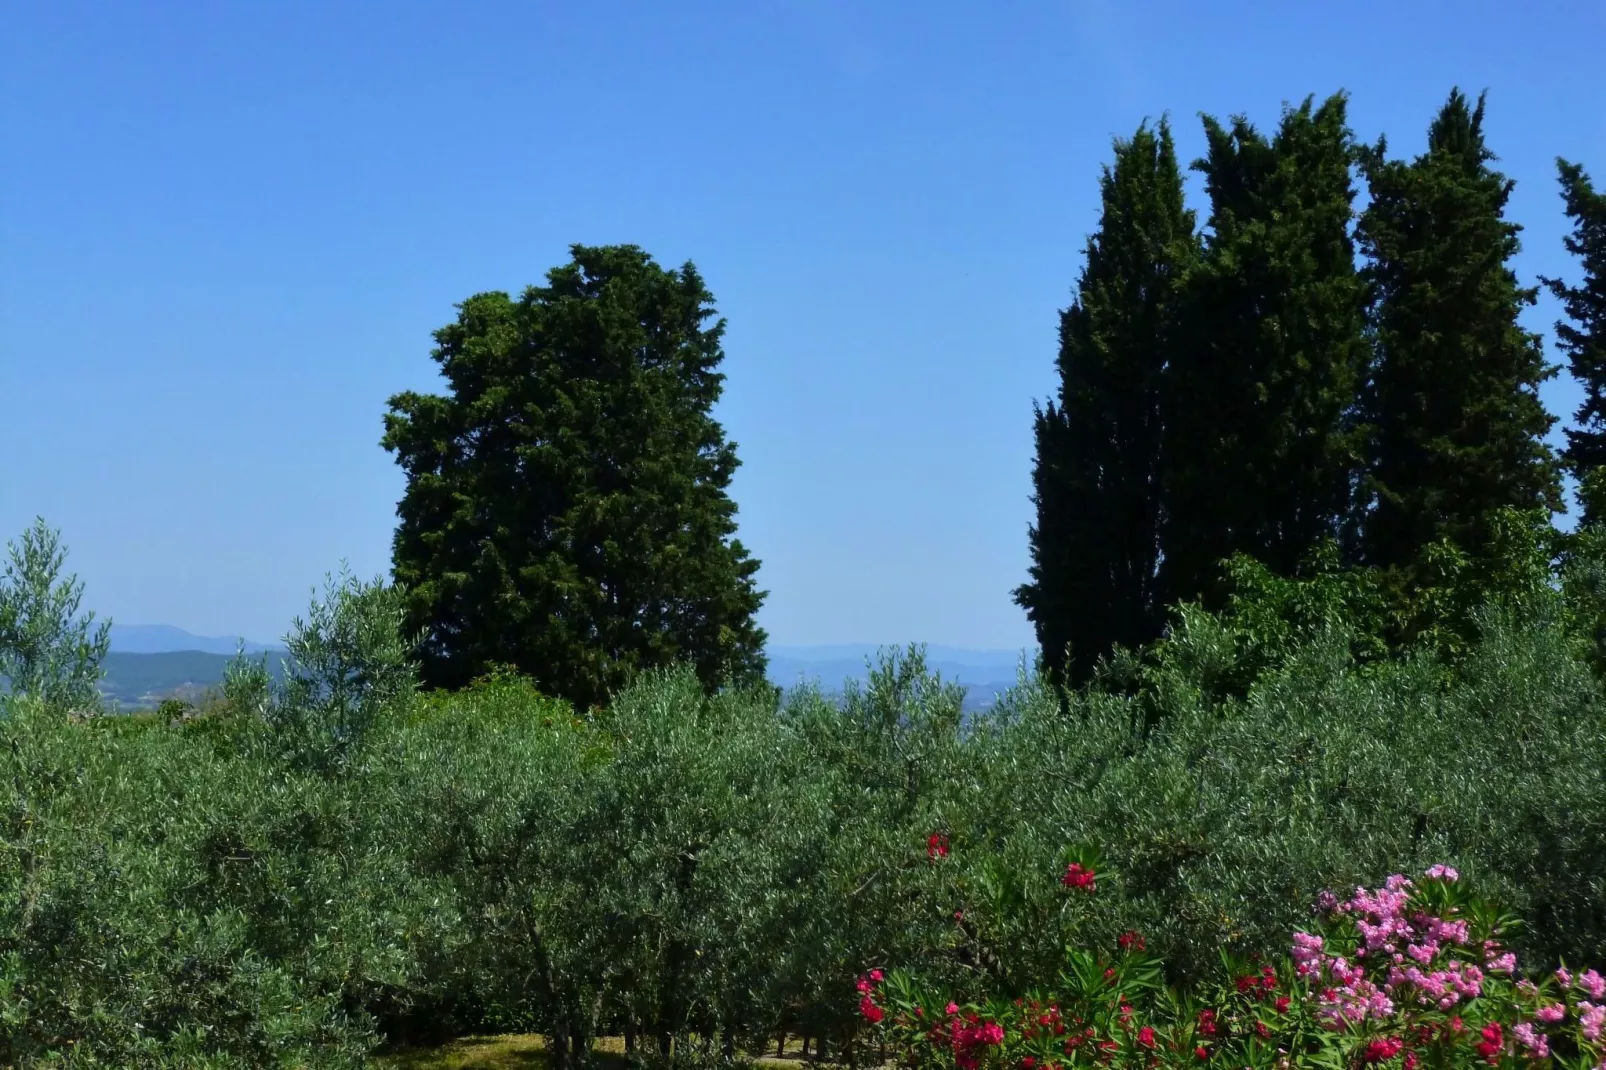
[382,244,768,710]
[1159,93,1368,607]
[1356,90,1562,570]
[1016,119,1198,685]
[1542,160,1606,521]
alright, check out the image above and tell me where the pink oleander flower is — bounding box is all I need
[1513,1022,1549,1059]
[1536,1003,1566,1023]
[1424,864,1459,882]
[1580,969,1606,1000]
[1488,952,1518,974]
[1558,967,1573,988]
[1578,1001,1604,1043]
[1406,941,1439,966]
[1316,978,1395,1027]
[1429,917,1470,945]
[1293,931,1325,977]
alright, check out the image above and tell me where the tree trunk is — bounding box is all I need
[551,1022,570,1070]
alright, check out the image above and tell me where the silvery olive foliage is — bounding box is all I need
[0,518,110,716]
[2,519,1605,1067]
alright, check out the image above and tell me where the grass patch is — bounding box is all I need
[372,1035,826,1070]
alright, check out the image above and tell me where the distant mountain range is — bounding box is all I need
[108,624,281,656]
[96,627,1033,713]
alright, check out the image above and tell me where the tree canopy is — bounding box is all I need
[1017,119,1197,685]
[1356,89,1562,571]
[1544,160,1606,520]
[382,244,767,710]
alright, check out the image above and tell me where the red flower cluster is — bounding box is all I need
[857,969,886,1024]
[928,833,950,860]
[936,1006,1006,1070]
[1234,964,1278,997]
[1475,1022,1504,1064]
[1117,929,1146,952]
[1061,862,1096,891]
[1362,1036,1404,1064]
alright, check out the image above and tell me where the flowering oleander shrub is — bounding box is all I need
[865,864,1606,1070]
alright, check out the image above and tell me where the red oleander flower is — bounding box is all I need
[928,833,950,859]
[860,994,885,1024]
[1475,1023,1503,1064]
[1061,862,1096,891]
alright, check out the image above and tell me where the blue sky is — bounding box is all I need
[3,1,1603,650]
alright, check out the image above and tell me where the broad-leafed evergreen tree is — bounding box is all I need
[1356,90,1562,570]
[1542,159,1606,521]
[382,244,767,710]
[1159,93,1368,607]
[1016,119,1198,685]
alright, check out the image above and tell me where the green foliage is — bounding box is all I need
[1161,92,1368,606]
[1017,118,1199,686]
[1542,158,1606,521]
[0,518,111,715]
[9,596,1606,1066]
[265,570,420,773]
[382,244,767,712]
[1357,89,1563,573]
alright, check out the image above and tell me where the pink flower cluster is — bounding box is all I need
[1294,868,1487,1025]
[1555,965,1606,1042]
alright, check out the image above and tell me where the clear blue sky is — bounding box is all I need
[3,1,1603,650]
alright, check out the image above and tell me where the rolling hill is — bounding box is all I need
[94,629,1030,712]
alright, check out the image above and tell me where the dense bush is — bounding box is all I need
[3,539,1606,1066]
[865,866,1606,1070]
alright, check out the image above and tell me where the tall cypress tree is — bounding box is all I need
[1542,160,1606,521]
[1159,93,1368,607]
[382,244,768,710]
[1016,119,1198,685]
[1356,90,1562,570]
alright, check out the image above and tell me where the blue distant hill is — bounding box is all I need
[95,628,1032,713]
[109,624,281,656]
[764,643,1032,714]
